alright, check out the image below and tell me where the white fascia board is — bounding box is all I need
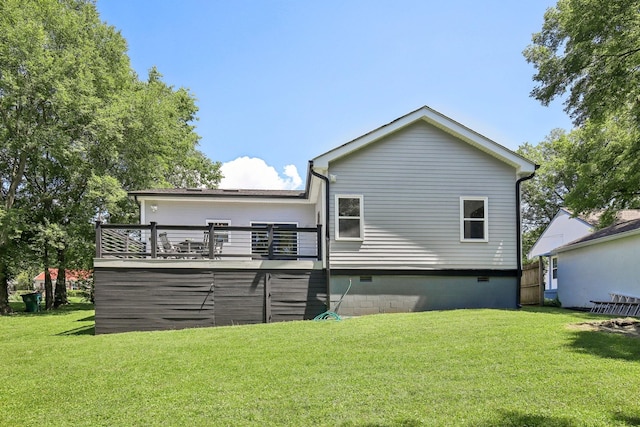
[312,106,537,175]
[133,195,313,205]
[554,227,640,254]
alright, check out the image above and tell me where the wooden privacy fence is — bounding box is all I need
[520,260,543,305]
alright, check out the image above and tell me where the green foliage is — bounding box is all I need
[2,308,640,425]
[0,0,222,312]
[517,130,577,256]
[13,270,37,291]
[544,297,562,307]
[524,0,640,219]
[524,0,640,125]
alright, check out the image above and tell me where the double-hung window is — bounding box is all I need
[336,195,363,240]
[460,197,488,242]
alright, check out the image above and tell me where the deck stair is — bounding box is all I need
[590,293,640,317]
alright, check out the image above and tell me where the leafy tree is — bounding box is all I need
[524,0,640,125]
[0,0,222,313]
[517,129,578,258]
[524,0,640,217]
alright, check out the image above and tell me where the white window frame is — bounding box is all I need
[460,197,488,242]
[335,195,364,241]
[205,219,230,243]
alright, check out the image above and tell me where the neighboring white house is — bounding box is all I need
[528,209,594,293]
[553,218,640,309]
[529,208,640,296]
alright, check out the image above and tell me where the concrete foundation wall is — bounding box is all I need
[330,274,517,316]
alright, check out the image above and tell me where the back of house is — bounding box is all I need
[93,106,536,333]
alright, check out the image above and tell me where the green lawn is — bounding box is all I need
[1,303,639,426]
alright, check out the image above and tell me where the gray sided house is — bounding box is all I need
[93,106,537,333]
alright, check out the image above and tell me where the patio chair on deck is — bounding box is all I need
[214,235,224,259]
[158,232,177,256]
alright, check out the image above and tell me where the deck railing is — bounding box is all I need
[95,221,322,261]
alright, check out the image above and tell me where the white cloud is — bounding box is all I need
[219,157,303,190]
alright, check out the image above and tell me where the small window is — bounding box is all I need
[206,220,230,243]
[551,256,558,279]
[460,197,488,242]
[336,195,363,240]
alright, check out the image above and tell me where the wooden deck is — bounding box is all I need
[94,222,328,334]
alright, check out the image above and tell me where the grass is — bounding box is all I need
[1,304,640,426]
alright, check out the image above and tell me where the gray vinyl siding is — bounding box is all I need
[328,121,518,270]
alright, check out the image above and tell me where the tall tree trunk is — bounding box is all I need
[44,268,53,310]
[43,244,53,310]
[0,259,11,314]
[54,248,68,307]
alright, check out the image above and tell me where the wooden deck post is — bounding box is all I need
[207,222,215,259]
[150,222,158,258]
[267,224,274,259]
[95,221,102,258]
[264,273,271,323]
[317,225,323,261]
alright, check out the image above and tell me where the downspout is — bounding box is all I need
[309,160,332,310]
[515,167,538,308]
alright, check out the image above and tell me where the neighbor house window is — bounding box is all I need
[205,220,230,243]
[251,222,297,258]
[336,195,363,240]
[551,256,558,279]
[460,197,488,242]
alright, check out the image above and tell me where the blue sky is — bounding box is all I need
[95,0,572,190]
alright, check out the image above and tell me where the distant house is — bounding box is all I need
[94,106,538,333]
[553,218,640,309]
[33,269,92,291]
[529,208,640,296]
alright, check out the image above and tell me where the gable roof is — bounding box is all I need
[312,105,537,175]
[528,208,640,258]
[555,218,640,253]
[577,209,640,226]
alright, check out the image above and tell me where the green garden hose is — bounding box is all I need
[314,278,352,321]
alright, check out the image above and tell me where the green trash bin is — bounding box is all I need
[21,293,41,312]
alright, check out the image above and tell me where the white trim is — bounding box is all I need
[460,197,489,242]
[134,195,312,205]
[335,194,364,241]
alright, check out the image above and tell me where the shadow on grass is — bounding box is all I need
[474,410,577,426]
[569,330,640,362]
[57,324,95,336]
[7,301,94,316]
[613,411,640,425]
